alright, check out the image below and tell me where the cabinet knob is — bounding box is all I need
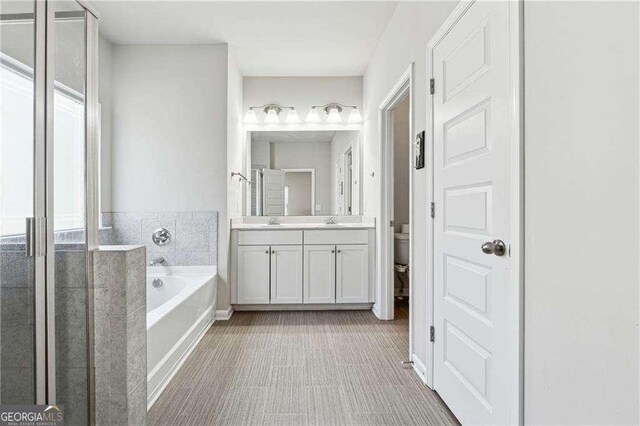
[337,249,342,253]
[331,249,335,253]
[265,250,269,254]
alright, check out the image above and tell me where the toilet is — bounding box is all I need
[394,225,410,298]
[394,230,410,266]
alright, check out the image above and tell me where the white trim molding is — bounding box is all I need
[375,63,414,337]
[215,306,234,320]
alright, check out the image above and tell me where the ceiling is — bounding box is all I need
[89,1,398,76]
[252,131,336,144]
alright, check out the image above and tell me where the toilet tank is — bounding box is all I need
[394,233,410,265]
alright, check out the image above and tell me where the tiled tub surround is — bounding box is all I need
[101,211,218,266]
[94,246,147,426]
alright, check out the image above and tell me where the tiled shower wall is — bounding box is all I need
[101,211,218,266]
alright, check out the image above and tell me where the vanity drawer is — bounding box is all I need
[238,230,303,245]
[304,229,369,245]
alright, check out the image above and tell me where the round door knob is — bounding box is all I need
[481,240,506,256]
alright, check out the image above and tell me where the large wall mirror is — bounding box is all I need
[249,130,361,216]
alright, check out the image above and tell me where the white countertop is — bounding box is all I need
[231,223,375,230]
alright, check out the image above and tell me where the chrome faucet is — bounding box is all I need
[149,256,165,266]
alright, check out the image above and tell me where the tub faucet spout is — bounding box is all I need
[150,256,165,266]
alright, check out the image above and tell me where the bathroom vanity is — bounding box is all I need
[230,218,375,309]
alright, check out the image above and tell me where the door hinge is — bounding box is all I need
[430,326,435,343]
[390,220,394,227]
[25,217,46,257]
[430,202,435,219]
[430,78,435,95]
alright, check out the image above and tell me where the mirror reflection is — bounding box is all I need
[250,130,360,216]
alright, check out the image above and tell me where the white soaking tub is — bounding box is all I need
[146,266,217,408]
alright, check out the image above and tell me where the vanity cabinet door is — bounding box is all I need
[303,245,336,304]
[270,245,303,304]
[237,245,271,304]
[336,244,370,303]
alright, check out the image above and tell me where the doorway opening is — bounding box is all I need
[392,95,411,313]
[282,168,315,216]
[378,64,414,366]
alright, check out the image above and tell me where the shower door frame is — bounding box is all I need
[29,0,100,418]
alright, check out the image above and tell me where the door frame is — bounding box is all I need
[376,63,414,358]
[280,168,316,215]
[425,0,523,421]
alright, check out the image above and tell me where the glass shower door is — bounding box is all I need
[0,0,39,405]
[51,2,90,424]
[0,2,99,423]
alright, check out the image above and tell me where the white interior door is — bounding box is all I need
[263,168,285,216]
[432,1,516,424]
[270,245,303,304]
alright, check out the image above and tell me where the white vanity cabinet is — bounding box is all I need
[232,226,374,308]
[303,245,336,303]
[270,245,303,304]
[336,244,369,303]
[237,245,271,304]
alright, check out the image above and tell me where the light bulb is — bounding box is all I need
[326,107,342,123]
[305,108,321,123]
[285,109,300,124]
[264,108,280,124]
[243,109,258,124]
[348,108,362,123]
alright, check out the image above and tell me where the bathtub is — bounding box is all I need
[146,266,217,408]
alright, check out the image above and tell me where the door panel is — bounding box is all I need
[263,169,285,216]
[0,0,38,404]
[433,1,513,424]
[303,245,335,304]
[237,245,270,304]
[270,245,302,304]
[336,244,369,303]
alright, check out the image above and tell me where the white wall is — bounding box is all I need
[362,1,457,370]
[392,95,410,233]
[243,77,362,123]
[225,49,245,309]
[271,142,332,215]
[223,50,244,310]
[251,140,271,169]
[524,2,639,423]
[111,44,229,213]
[98,37,113,214]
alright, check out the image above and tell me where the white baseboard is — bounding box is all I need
[412,353,428,384]
[215,306,234,320]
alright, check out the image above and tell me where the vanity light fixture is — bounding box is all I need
[306,103,363,123]
[243,103,296,125]
[285,109,300,124]
[305,107,321,123]
[348,107,363,123]
[243,108,258,124]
